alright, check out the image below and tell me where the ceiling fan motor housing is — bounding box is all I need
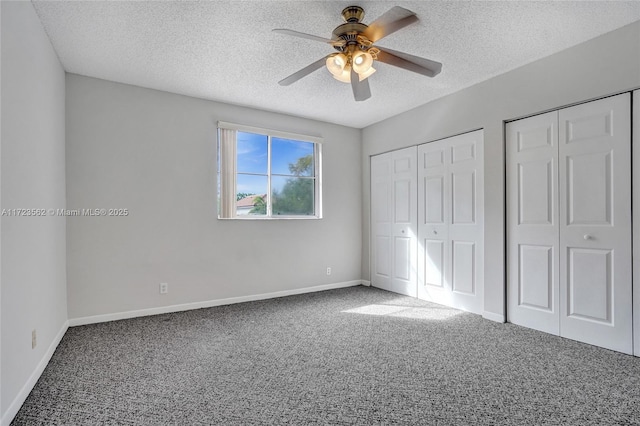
[332,23,368,49]
[332,6,370,52]
[341,6,365,23]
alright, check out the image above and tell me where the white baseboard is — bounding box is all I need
[2,320,69,426]
[361,280,371,287]
[483,311,506,323]
[69,280,365,327]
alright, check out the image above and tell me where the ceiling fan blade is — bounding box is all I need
[362,6,418,43]
[350,67,371,102]
[278,57,327,86]
[376,47,442,77]
[273,28,337,44]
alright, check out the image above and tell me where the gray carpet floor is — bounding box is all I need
[11,285,640,425]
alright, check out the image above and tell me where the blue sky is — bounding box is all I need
[236,132,313,195]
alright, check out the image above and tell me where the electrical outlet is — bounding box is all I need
[326,267,332,276]
[159,282,168,294]
[32,329,37,349]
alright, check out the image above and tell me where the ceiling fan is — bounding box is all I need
[273,5,442,102]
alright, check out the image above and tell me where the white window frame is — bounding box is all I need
[217,121,323,220]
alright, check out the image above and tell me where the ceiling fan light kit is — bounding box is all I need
[352,49,374,74]
[326,49,376,82]
[274,5,443,101]
[326,53,348,77]
[331,64,352,83]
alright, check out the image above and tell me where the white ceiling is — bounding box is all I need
[32,1,640,129]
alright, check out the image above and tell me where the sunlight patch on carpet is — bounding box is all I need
[342,304,463,320]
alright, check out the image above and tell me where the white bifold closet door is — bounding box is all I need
[506,111,561,335]
[417,130,484,314]
[371,146,418,297]
[507,93,632,354]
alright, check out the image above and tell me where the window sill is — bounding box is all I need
[217,215,322,220]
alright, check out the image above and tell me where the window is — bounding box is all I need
[217,122,322,219]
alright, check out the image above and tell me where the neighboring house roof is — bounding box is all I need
[236,194,265,208]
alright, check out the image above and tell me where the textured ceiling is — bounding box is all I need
[32,1,640,129]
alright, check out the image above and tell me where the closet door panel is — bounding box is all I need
[417,140,450,304]
[452,170,476,224]
[424,240,445,288]
[452,241,475,294]
[371,153,393,290]
[418,130,484,314]
[507,111,560,335]
[567,248,611,322]
[448,131,484,313]
[518,244,554,311]
[518,160,554,225]
[370,147,418,297]
[391,148,418,297]
[559,93,632,354]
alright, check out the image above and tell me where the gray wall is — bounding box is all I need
[1,1,67,420]
[66,75,362,320]
[361,21,640,320]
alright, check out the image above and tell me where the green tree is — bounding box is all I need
[288,155,313,176]
[272,155,314,215]
[236,192,254,201]
[249,195,267,215]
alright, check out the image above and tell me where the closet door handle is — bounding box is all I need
[583,234,593,240]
